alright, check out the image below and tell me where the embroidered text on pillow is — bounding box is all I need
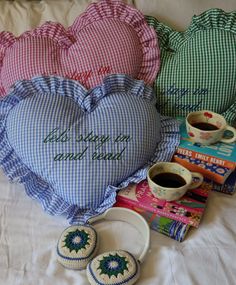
[0,0,160,97]
[0,75,179,223]
[146,9,236,126]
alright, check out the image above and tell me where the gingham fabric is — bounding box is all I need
[0,75,179,224]
[0,0,160,97]
[146,9,236,127]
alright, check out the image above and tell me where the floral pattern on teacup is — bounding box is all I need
[172,192,184,200]
[216,121,222,128]
[199,132,213,140]
[203,111,213,120]
[156,189,166,197]
[188,132,195,137]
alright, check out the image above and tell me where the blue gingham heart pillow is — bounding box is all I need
[0,75,179,223]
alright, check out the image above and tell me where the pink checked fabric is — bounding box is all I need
[0,0,160,97]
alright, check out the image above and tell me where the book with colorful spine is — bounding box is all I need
[212,170,236,195]
[114,178,212,241]
[115,199,190,242]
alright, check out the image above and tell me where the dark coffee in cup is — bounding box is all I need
[147,162,204,201]
[191,122,219,131]
[152,172,186,188]
[186,110,236,145]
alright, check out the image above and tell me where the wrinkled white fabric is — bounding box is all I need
[0,0,235,34]
[1,168,236,285]
[0,1,236,285]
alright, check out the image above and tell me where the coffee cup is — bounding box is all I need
[186,110,236,145]
[147,162,203,201]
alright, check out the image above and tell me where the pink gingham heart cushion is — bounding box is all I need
[0,0,160,97]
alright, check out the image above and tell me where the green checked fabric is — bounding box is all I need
[146,9,236,127]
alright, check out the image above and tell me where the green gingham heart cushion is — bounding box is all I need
[146,9,236,127]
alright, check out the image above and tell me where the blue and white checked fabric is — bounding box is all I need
[0,75,180,224]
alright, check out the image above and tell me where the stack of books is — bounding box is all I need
[114,119,235,241]
[114,179,212,242]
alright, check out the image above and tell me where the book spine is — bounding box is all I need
[114,202,190,242]
[212,171,236,195]
[148,214,190,242]
[173,152,233,184]
[176,147,235,169]
[212,183,235,195]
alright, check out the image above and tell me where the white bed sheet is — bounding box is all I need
[0,1,236,284]
[1,168,236,285]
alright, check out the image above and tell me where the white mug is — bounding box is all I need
[186,110,236,145]
[147,162,203,201]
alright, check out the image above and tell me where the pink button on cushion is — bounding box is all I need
[0,0,160,97]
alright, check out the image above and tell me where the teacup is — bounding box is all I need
[147,162,203,201]
[186,110,236,145]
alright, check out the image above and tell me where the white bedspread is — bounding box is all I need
[1,169,236,285]
[0,1,236,284]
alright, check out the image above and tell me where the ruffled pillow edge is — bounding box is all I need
[0,75,180,224]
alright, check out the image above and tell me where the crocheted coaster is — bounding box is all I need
[0,0,159,97]
[146,9,236,126]
[87,250,140,285]
[57,225,98,270]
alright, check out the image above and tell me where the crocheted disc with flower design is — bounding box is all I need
[57,225,98,270]
[0,0,159,97]
[86,250,140,285]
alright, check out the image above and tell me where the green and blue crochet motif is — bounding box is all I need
[63,229,90,253]
[98,253,129,278]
